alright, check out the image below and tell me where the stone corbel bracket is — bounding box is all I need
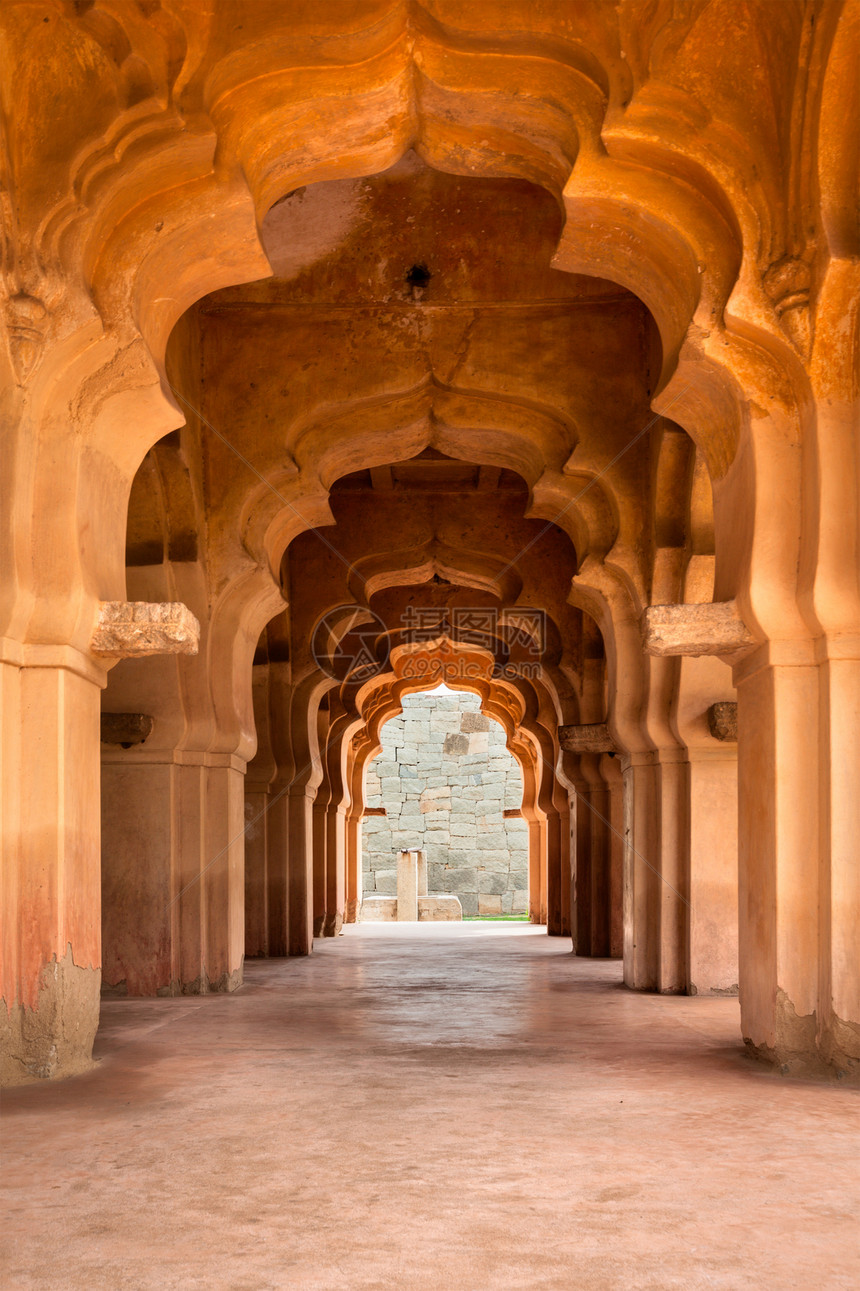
[100,712,154,746]
[707,702,738,742]
[91,602,200,657]
[641,600,755,658]
[558,722,617,754]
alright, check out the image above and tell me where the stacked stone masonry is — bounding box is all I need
[363,689,528,916]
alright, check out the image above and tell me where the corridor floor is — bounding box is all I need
[3,924,859,1290]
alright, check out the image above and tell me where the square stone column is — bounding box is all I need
[244,788,270,957]
[101,753,246,995]
[1,655,104,1084]
[264,788,290,957]
[736,657,821,1067]
[622,746,737,996]
[528,818,547,924]
[571,779,592,952]
[288,787,315,955]
[545,806,569,936]
[321,803,346,936]
[312,799,328,938]
[571,763,623,958]
[243,784,290,960]
[622,752,689,993]
[657,755,688,995]
[396,850,419,921]
[687,751,739,995]
[820,656,860,1071]
[344,813,362,924]
[416,849,428,897]
[622,755,661,991]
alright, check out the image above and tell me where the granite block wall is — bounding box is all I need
[362,687,529,916]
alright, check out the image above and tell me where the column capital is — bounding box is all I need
[0,637,108,687]
[641,600,755,658]
[559,722,617,754]
[90,602,200,657]
[707,702,738,742]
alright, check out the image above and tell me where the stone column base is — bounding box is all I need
[1,947,100,1086]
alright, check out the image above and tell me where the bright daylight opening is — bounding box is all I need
[361,686,529,923]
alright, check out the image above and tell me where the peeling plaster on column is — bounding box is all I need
[0,946,100,1086]
[744,990,860,1084]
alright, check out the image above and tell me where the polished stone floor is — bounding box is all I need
[3,924,859,1289]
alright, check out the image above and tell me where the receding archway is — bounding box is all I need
[6,1,856,1085]
[362,686,529,921]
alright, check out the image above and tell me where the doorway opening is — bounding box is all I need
[362,685,529,922]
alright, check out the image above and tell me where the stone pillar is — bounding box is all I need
[243,784,290,960]
[323,802,346,936]
[572,757,623,958]
[343,745,364,925]
[656,752,688,994]
[311,798,328,938]
[101,757,172,992]
[605,757,625,958]
[527,817,545,924]
[637,612,741,997]
[344,810,362,924]
[1,653,104,1084]
[559,799,573,937]
[263,661,295,956]
[561,728,623,958]
[179,758,245,992]
[587,776,613,955]
[244,660,288,959]
[820,655,860,1072]
[396,850,419,921]
[622,752,688,993]
[3,600,200,1082]
[96,599,245,997]
[735,657,822,1067]
[544,803,565,935]
[623,755,659,989]
[101,753,245,995]
[244,786,269,957]
[288,787,315,954]
[264,788,290,955]
[416,849,428,897]
[571,772,592,953]
[687,750,739,994]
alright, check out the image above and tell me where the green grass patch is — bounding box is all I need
[463,914,531,922]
